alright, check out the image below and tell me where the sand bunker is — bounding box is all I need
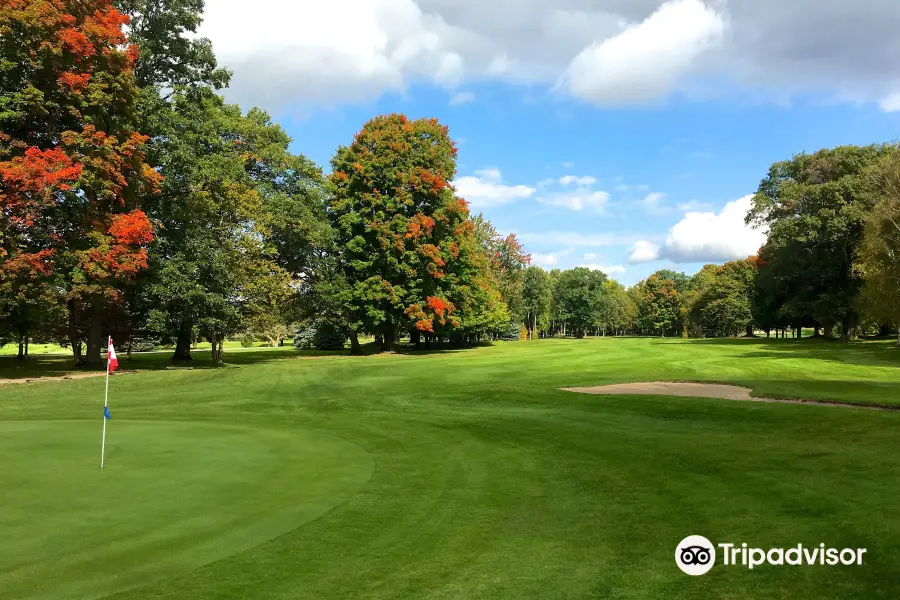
[561,382,892,410]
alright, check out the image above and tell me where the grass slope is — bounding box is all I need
[0,337,898,599]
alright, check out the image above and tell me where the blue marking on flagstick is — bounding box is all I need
[104,406,111,419]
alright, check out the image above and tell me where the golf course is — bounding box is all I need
[2,337,899,600]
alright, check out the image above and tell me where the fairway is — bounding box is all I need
[1,337,900,599]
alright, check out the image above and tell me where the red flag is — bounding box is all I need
[108,339,119,373]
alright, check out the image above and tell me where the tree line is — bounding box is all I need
[2,1,898,367]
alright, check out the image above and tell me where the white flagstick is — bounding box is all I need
[101,335,111,469]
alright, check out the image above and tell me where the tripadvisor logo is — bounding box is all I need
[675,536,867,576]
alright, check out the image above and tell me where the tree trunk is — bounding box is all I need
[17,333,25,361]
[173,318,193,361]
[797,327,802,339]
[349,331,362,355]
[411,329,421,350]
[85,298,105,368]
[746,325,754,338]
[823,321,835,340]
[380,326,395,351]
[68,303,83,366]
[765,329,770,338]
[24,337,28,358]
[842,312,859,340]
[878,324,889,337]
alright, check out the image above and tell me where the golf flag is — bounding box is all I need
[101,336,114,468]
[107,339,118,373]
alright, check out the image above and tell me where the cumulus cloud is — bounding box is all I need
[531,248,574,267]
[538,190,611,213]
[449,91,476,106]
[880,92,900,112]
[198,0,900,113]
[453,168,535,207]
[581,263,627,275]
[562,0,726,105]
[518,231,643,247]
[636,192,670,215]
[628,195,767,263]
[560,175,597,186]
[628,240,662,263]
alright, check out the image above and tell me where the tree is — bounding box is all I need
[522,266,552,338]
[688,258,756,338]
[857,153,900,344]
[115,0,229,91]
[1,0,160,367]
[638,275,682,337]
[601,279,637,336]
[142,92,309,363]
[748,145,896,339]
[472,214,529,325]
[554,267,607,338]
[327,114,487,351]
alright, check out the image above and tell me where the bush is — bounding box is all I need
[293,326,316,350]
[238,332,257,348]
[129,337,161,353]
[294,319,348,351]
[499,321,522,342]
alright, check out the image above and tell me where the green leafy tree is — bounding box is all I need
[857,153,900,344]
[522,266,552,338]
[555,267,607,338]
[142,93,306,363]
[748,145,896,339]
[639,275,682,337]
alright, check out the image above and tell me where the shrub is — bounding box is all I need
[294,319,348,351]
[293,325,316,350]
[129,337,161,353]
[499,321,522,342]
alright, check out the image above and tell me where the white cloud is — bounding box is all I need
[636,184,650,191]
[662,195,767,262]
[676,199,713,212]
[629,195,767,264]
[537,178,556,188]
[636,192,670,216]
[449,91,476,106]
[880,92,900,112]
[628,240,662,263]
[560,175,598,186]
[453,169,535,207]
[518,231,642,247]
[531,248,574,267]
[475,167,502,182]
[583,253,597,260]
[562,0,726,105]
[581,263,627,275]
[562,161,576,169]
[198,0,900,113]
[538,189,611,213]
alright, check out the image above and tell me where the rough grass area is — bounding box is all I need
[1,337,898,599]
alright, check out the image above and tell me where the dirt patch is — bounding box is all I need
[0,371,134,385]
[561,381,896,411]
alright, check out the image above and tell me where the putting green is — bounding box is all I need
[0,420,374,600]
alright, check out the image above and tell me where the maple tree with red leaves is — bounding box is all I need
[0,0,158,366]
[327,113,506,351]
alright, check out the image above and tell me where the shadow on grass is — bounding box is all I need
[649,336,900,368]
[0,339,496,380]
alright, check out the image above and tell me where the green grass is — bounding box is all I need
[0,340,281,357]
[0,337,899,599]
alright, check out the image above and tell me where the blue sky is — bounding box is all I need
[199,0,900,285]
